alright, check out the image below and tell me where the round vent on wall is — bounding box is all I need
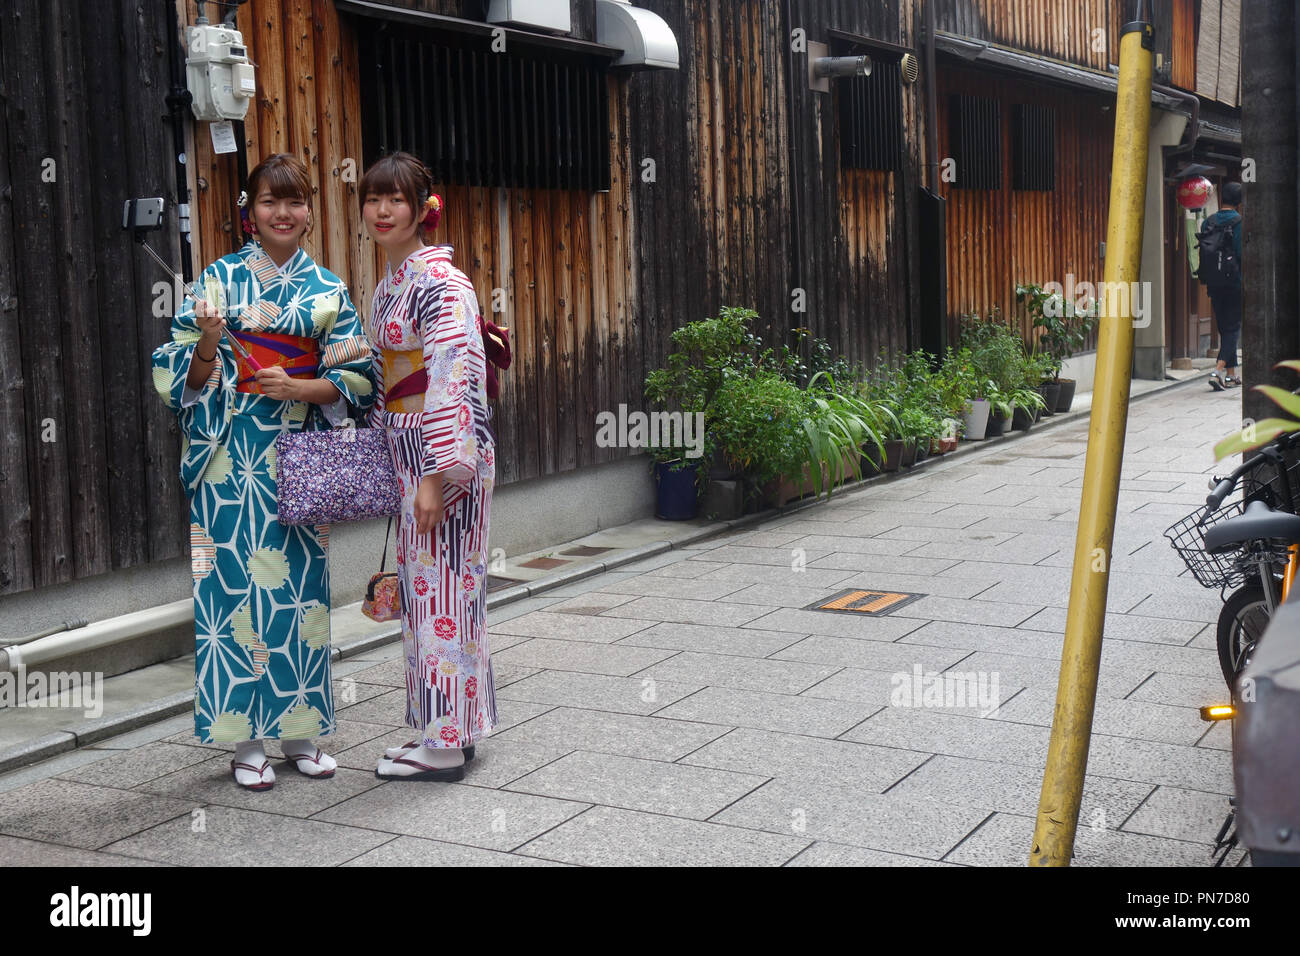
[900,52,919,84]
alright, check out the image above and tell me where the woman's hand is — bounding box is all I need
[254,366,302,401]
[414,475,444,535]
[194,298,225,350]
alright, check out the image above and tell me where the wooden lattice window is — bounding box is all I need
[358,22,611,191]
[1012,103,1055,191]
[839,57,905,171]
[948,93,1001,190]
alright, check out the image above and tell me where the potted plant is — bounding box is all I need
[644,307,768,515]
[859,356,905,471]
[799,371,891,496]
[1017,282,1098,413]
[649,452,702,519]
[930,347,981,441]
[986,386,1013,437]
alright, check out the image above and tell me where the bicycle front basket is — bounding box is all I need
[1164,500,1253,589]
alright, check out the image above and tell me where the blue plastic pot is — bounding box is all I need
[654,460,699,520]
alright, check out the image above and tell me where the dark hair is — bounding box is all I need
[358,151,440,231]
[246,153,312,203]
[1222,181,1243,206]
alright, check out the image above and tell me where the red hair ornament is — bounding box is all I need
[421,193,443,231]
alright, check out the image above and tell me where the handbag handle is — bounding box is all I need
[379,516,392,573]
[366,518,396,603]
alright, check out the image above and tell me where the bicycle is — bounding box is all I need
[1165,430,1300,690]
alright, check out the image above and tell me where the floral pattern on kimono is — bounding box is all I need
[151,240,375,742]
[367,244,497,749]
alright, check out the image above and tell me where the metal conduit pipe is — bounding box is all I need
[0,601,192,674]
[1152,81,1200,159]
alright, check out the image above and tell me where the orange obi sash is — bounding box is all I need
[382,348,427,414]
[230,329,319,394]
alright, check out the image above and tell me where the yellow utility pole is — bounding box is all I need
[1029,14,1155,866]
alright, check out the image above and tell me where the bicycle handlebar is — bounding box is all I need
[1203,429,1300,512]
[1206,478,1236,510]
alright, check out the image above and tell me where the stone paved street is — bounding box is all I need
[0,381,1249,866]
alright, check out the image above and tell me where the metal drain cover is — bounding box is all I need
[806,588,926,616]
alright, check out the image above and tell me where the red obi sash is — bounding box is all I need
[230,330,319,394]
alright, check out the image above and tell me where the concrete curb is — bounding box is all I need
[0,373,1202,776]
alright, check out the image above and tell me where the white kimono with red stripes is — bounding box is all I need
[366,244,497,749]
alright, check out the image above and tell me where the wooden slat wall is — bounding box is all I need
[626,0,920,371]
[2,0,926,595]
[199,0,919,485]
[188,2,637,487]
[936,0,1114,72]
[188,0,376,307]
[1171,0,1197,91]
[355,0,598,41]
[0,0,186,595]
[937,65,1114,342]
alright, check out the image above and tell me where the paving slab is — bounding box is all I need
[710,778,991,859]
[503,750,768,820]
[311,780,591,852]
[513,805,809,866]
[0,777,196,850]
[944,811,1220,867]
[102,804,393,866]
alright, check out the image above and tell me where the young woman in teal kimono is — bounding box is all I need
[152,154,376,790]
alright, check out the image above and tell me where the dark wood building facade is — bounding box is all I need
[0,0,1239,598]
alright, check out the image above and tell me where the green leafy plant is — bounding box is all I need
[934,347,979,418]
[802,371,893,497]
[1016,282,1098,381]
[707,370,811,487]
[643,306,768,470]
[1214,361,1300,459]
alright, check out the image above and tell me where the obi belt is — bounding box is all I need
[230,330,320,394]
[382,348,427,414]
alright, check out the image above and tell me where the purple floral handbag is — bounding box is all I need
[275,421,401,525]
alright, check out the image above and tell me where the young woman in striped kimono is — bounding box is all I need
[360,152,497,782]
[152,154,375,790]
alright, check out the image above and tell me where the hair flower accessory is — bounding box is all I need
[237,190,255,236]
[421,193,443,230]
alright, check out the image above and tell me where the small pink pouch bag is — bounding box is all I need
[362,518,401,623]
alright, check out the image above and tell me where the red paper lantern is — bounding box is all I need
[1177,175,1215,210]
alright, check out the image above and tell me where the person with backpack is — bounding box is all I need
[1198,181,1244,390]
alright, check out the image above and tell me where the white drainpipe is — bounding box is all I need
[0,600,192,673]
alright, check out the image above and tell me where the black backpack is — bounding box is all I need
[1196,213,1241,290]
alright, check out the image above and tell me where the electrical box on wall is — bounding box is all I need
[487,0,571,35]
[186,23,255,121]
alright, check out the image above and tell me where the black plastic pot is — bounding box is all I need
[1038,382,1061,417]
[900,439,918,468]
[1012,405,1035,431]
[880,440,904,472]
[986,408,1010,437]
[1055,379,1077,413]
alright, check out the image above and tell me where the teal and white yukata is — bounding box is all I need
[151,240,375,742]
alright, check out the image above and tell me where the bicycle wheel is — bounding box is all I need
[1217,584,1271,691]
